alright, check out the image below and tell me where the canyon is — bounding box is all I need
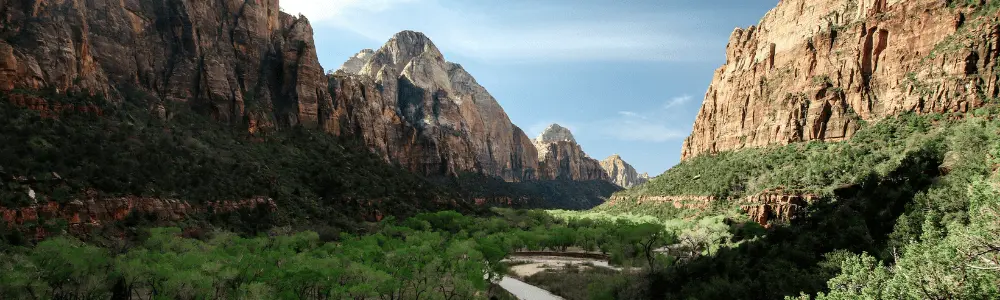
[0,0,640,188]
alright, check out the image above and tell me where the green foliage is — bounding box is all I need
[617,113,944,203]
[0,209,679,299]
[0,90,475,234]
[601,113,1000,299]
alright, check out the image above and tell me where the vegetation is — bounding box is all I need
[0,89,471,235]
[589,113,1000,298]
[0,89,616,240]
[616,112,941,200]
[0,209,676,299]
[521,267,626,300]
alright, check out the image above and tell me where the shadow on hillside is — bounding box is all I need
[645,146,943,299]
[432,173,623,210]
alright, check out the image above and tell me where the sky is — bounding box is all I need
[280,0,777,176]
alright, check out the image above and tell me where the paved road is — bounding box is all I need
[498,276,565,300]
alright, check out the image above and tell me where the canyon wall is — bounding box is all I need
[0,0,329,127]
[682,0,1000,159]
[0,0,638,198]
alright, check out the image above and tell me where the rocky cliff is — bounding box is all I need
[0,0,331,128]
[600,154,649,188]
[332,31,538,181]
[533,124,609,181]
[682,0,1000,159]
[0,0,546,182]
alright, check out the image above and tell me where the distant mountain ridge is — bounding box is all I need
[335,36,640,185]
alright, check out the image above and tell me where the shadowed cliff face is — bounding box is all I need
[0,0,329,127]
[682,0,1000,159]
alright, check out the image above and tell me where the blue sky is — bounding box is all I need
[280,0,777,176]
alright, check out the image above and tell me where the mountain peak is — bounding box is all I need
[337,49,375,74]
[536,124,576,144]
[599,154,648,188]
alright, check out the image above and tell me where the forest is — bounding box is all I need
[0,208,706,300]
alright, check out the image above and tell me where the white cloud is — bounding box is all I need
[280,0,416,21]
[598,94,694,142]
[664,95,694,109]
[291,0,717,63]
[604,121,687,142]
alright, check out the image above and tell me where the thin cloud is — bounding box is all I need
[664,95,693,109]
[280,0,417,21]
[290,0,718,63]
[607,121,687,142]
[599,94,694,142]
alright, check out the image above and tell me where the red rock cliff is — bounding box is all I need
[0,0,330,127]
[683,0,1000,159]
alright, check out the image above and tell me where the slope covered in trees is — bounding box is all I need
[592,110,1000,298]
[0,89,616,241]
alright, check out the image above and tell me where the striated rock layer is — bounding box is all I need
[532,124,609,181]
[600,154,649,188]
[683,0,1000,159]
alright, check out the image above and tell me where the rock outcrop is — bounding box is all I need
[533,124,609,181]
[333,31,538,181]
[682,0,1000,159]
[600,154,649,188]
[738,190,818,227]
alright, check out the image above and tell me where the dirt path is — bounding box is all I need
[498,276,565,300]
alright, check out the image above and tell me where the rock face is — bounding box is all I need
[0,0,332,128]
[332,31,539,181]
[533,124,608,181]
[739,191,818,227]
[338,49,375,75]
[0,0,627,187]
[600,154,649,188]
[682,0,1000,159]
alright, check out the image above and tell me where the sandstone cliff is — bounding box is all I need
[0,0,545,182]
[533,124,609,181]
[333,31,538,181]
[0,0,331,128]
[600,154,649,188]
[682,0,1000,159]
